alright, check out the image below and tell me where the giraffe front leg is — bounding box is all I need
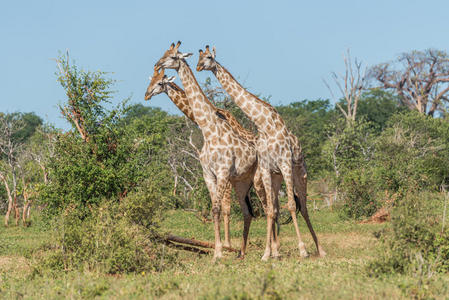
[212,175,230,260]
[203,171,222,261]
[222,183,232,248]
[256,168,280,258]
[260,167,274,261]
[270,174,283,258]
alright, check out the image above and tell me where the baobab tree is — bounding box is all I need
[369,49,449,116]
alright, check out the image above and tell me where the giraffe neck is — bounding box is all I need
[214,63,276,130]
[165,82,196,124]
[177,60,217,132]
[168,78,255,142]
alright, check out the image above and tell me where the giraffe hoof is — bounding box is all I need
[212,255,222,263]
[300,250,309,258]
[318,247,327,258]
[298,242,309,258]
[261,254,270,261]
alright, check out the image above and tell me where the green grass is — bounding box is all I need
[1,209,448,299]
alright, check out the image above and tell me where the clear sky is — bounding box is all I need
[1,0,449,129]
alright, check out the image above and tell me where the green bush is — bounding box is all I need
[340,167,380,219]
[374,111,449,194]
[331,111,449,219]
[35,179,176,275]
[370,191,449,275]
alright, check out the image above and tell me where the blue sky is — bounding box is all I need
[1,0,448,129]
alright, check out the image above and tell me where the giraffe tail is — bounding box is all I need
[281,194,301,225]
[245,194,255,218]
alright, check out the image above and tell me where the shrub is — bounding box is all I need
[374,111,449,194]
[34,179,176,275]
[370,191,449,275]
[339,167,380,219]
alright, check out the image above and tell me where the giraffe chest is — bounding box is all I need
[199,135,257,179]
[256,134,294,172]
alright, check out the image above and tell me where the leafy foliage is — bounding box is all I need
[36,179,175,275]
[370,191,449,275]
[36,55,177,274]
[277,99,338,178]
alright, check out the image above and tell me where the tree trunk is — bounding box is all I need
[165,234,239,253]
[13,195,20,226]
[1,175,13,227]
[22,191,32,226]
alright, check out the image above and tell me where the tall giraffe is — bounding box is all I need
[154,41,258,259]
[197,45,326,259]
[144,68,267,250]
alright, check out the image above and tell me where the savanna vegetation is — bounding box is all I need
[1,49,448,299]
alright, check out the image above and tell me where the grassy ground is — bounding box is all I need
[1,209,448,299]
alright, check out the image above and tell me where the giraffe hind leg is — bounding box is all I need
[234,180,254,258]
[281,164,308,258]
[293,165,326,257]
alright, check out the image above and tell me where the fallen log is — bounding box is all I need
[165,234,240,253]
[163,240,210,255]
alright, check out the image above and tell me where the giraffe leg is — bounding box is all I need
[253,167,267,212]
[260,167,274,261]
[255,167,281,257]
[270,174,282,258]
[293,164,326,257]
[203,171,222,260]
[222,183,232,248]
[233,179,253,258]
[281,163,308,258]
[212,175,231,260]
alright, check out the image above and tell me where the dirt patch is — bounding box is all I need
[360,208,390,224]
[0,255,30,274]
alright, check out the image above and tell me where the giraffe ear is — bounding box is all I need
[180,52,193,59]
[148,76,152,81]
[167,76,176,83]
[212,46,216,58]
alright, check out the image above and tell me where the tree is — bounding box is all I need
[55,52,115,142]
[370,49,449,116]
[324,49,367,124]
[0,113,25,226]
[356,89,406,132]
[276,99,338,178]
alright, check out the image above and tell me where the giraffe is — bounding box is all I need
[197,45,326,260]
[144,67,267,250]
[154,41,259,259]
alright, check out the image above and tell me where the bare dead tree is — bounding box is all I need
[19,165,34,226]
[28,127,56,185]
[369,49,449,116]
[0,114,25,226]
[324,49,367,124]
[166,116,204,209]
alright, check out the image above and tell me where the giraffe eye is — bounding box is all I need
[158,82,163,86]
[207,56,213,59]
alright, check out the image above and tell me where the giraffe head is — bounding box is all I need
[144,68,176,100]
[196,45,217,72]
[154,41,193,71]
